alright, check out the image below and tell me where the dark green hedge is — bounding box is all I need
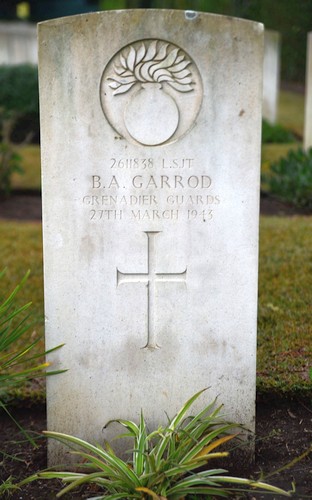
[262,119,296,144]
[0,64,39,143]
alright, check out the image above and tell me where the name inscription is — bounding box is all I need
[82,158,221,222]
[92,174,211,189]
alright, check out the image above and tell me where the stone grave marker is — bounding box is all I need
[304,32,312,150]
[38,10,263,464]
[262,30,280,124]
[0,22,37,65]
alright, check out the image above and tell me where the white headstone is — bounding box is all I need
[262,30,280,124]
[304,32,312,150]
[38,10,263,465]
[0,22,37,65]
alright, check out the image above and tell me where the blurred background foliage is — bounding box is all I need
[0,0,311,83]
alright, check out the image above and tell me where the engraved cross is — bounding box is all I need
[117,231,187,350]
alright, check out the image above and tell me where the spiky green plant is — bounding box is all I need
[0,269,63,399]
[0,268,64,445]
[19,389,291,499]
[0,269,65,493]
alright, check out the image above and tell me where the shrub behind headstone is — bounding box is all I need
[0,64,39,143]
[262,119,296,144]
[262,148,312,208]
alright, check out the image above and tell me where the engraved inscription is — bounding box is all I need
[82,160,221,223]
[108,157,194,169]
[82,156,223,224]
[100,39,203,146]
[91,174,211,189]
[131,175,211,189]
[117,231,187,350]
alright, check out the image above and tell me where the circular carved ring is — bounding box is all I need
[100,39,203,146]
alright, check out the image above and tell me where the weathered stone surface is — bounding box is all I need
[38,10,263,465]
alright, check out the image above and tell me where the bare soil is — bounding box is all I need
[0,191,42,221]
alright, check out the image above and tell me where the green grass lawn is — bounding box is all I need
[0,222,44,333]
[0,223,44,338]
[257,216,312,394]
[11,145,41,191]
[278,90,305,138]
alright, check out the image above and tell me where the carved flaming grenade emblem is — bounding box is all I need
[100,40,203,146]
